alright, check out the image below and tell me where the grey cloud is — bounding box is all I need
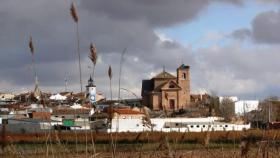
[0,0,279,100]
[80,0,211,27]
[231,28,251,40]
[232,10,280,44]
[192,44,280,98]
[252,10,280,44]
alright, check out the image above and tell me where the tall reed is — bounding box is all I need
[70,1,83,92]
[108,65,113,101]
[89,43,98,83]
[28,36,40,98]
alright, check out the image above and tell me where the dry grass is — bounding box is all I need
[1,142,280,158]
[2,130,280,157]
[1,130,280,144]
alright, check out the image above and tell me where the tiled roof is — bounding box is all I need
[154,80,181,91]
[153,71,176,79]
[114,108,144,115]
[52,108,90,115]
[31,112,51,121]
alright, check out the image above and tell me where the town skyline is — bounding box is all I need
[0,0,280,100]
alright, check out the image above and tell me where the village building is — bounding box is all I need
[141,64,191,110]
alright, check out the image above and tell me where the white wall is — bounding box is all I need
[235,100,259,115]
[108,117,250,133]
[219,96,238,103]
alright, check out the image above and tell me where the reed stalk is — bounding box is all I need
[89,43,98,83]
[108,65,113,100]
[70,2,81,157]
[70,1,82,92]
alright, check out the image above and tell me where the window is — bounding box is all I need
[175,123,179,126]
[183,73,186,79]
[196,125,200,128]
[190,125,193,128]
[202,125,205,128]
[169,84,175,88]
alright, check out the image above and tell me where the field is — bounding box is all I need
[1,129,280,157]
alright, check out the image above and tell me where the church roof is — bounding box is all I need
[153,71,176,79]
[154,80,181,91]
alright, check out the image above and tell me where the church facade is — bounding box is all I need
[141,64,191,110]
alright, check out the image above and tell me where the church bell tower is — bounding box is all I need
[176,64,190,108]
[86,76,96,104]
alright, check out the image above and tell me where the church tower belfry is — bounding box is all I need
[176,64,190,107]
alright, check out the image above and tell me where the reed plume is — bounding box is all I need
[89,43,98,83]
[28,36,40,99]
[70,2,78,23]
[29,36,35,55]
[70,1,82,92]
[89,43,97,66]
[108,65,113,100]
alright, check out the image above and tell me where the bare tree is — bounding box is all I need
[220,98,235,122]
[259,96,279,123]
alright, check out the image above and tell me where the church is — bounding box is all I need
[141,64,191,110]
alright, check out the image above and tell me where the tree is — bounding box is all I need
[259,96,280,122]
[220,98,235,122]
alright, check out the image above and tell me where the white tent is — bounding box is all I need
[70,103,88,109]
[50,93,67,101]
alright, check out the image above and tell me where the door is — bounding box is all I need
[169,99,175,110]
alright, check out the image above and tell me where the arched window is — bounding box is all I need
[183,73,186,79]
[169,84,175,88]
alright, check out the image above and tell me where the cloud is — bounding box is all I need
[192,43,280,98]
[0,0,279,100]
[252,10,280,44]
[231,10,280,44]
[80,0,211,27]
[231,28,251,41]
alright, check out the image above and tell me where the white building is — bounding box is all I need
[234,100,259,115]
[219,96,259,115]
[0,93,15,101]
[219,96,238,103]
[107,108,250,133]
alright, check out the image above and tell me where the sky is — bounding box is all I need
[0,0,280,100]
